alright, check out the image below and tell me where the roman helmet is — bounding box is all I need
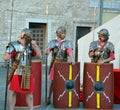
[21,28,32,44]
[98,28,110,41]
[56,26,66,38]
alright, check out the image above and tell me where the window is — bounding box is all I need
[90,0,120,9]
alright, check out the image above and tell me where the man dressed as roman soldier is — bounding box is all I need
[88,28,115,65]
[3,28,42,110]
[45,26,75,104]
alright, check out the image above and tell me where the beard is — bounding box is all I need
[99,37,107,42]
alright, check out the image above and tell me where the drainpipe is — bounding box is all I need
[99,0,103,26]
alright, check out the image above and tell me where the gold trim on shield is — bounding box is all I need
[68,64,72,107]
[96,65,100,109]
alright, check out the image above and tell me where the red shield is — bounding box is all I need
[83,63,114,109]
[53,62,80,108]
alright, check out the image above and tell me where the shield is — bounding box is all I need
[83,62,114,109]
[53,62,80,108]
[114,69,120,104]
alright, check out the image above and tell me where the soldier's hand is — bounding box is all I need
[97,60,104,65]
[71,59,75,65]
[31,40,37,46]
[89,51,94,57]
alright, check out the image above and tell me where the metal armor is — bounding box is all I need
[89,40,114,62]
[6,41,32,75]
[48,39,72,61]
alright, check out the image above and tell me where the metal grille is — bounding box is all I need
[31,28,45,56]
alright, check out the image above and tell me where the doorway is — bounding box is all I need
[29,22,47,56]
[75,26,91,61]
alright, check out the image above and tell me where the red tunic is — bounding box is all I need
[9,74,34,93]
[9,51,36,93]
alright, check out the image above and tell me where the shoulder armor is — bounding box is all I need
[89,41,98,51]
[47,39,58,49]
[6,41,24,53]
[62,40,73,48]
[106,42,114,52]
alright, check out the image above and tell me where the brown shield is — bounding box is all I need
[53,62,80,108]
[83,62,114,109]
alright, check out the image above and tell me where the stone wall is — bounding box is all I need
[0,0,119,63]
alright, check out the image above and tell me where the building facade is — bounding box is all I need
[0,0,120,64]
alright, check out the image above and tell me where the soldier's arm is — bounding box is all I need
[31,40,42,58]
[3,52,11,61]
[3,44,15,61]
[68,52,75,65]
[67,48,75,65]
[97,52,115,65]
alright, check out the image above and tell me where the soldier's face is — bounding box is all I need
[22,34,32,45]
[60,32,66,39]
[99,34,106,42]
[25,36,32,44]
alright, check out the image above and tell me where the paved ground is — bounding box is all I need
[0,61,120,110]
